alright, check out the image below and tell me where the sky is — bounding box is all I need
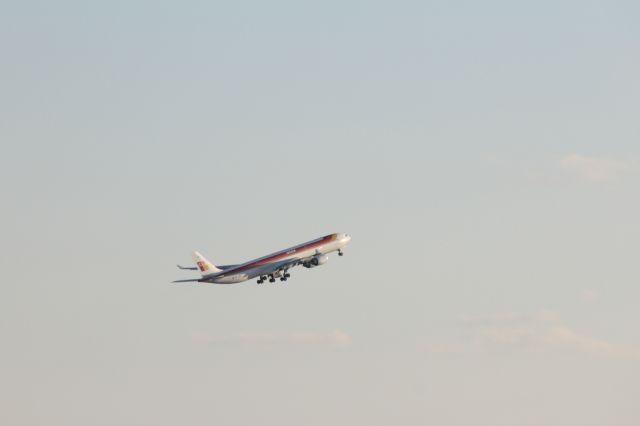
[1,1,640,425]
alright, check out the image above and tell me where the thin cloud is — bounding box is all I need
[579,289,599,302]
[190,329,352,347]
[560,153,632,182]
[467,310,639,360]
[542,325,638,359]
[459,310,559,327]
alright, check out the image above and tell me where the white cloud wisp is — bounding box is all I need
[468,310,640,360]
[560,153,633,183]
[190,329,353,348]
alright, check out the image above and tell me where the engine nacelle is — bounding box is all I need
[304,254,329,268]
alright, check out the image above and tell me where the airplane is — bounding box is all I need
[173,233,351,285]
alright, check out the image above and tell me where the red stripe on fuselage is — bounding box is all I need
[218,234,337,276]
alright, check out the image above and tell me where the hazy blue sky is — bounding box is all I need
[2,1,639,425]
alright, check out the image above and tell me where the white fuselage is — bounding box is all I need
[203,233,351,284]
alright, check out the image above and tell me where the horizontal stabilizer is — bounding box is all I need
[177,264,198,270]
[171,279,202,283]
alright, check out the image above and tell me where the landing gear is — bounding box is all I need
[280,273,290,282]
[338,249,344,256]
[261,273,290,283]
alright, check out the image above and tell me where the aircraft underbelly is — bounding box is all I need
[210,241,343,284]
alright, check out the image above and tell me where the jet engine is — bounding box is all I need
[304,254,329,268]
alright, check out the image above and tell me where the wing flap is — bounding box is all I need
[254,258,301,276]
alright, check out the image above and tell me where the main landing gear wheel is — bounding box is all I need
[338,249,344,256]
[269,277,276,283]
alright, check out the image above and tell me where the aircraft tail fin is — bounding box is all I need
[192,251,222,276]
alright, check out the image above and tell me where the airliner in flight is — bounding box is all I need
[173,233,351,285]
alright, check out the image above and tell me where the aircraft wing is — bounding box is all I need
[256,258,302,275]
[211,258,301,278]
[177,264,238,271]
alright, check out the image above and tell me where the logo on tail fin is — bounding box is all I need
[197,261,209,272]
